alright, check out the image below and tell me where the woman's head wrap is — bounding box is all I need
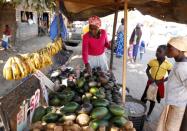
[88,16,101,28]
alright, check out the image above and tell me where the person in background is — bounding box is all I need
[116,18,124,58]
[82,24,89,35]
[1,25,11,50]
[82,16,110,73]
[140,41,146,61]
[156,37,187,131]
[141,45,172,121]
[128,43,134,63]
[28,15,34,25]
[130,24,142,62]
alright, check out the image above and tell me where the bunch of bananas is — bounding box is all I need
[3,53,53,80]
[3,56,31,80]
[45,37,63,56]
[3,37,63,80]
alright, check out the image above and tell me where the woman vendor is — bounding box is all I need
[82,16,110,73]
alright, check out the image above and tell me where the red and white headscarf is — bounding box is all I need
[88,16,101,28]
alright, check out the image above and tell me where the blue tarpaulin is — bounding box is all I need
[50,14,67,41]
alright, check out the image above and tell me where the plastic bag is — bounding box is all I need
[146,82,158,101]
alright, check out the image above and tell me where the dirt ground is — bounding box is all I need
[66,43,171,131]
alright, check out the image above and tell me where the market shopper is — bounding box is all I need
[139,41,146,61]
[82,16,110,73]
[156,37,187,131]
[116,18,124,58]
[141,45,172,120]
[82,24,89,35]
[1,25,11,50]
[128,43,134,63]
[129,24,142,62]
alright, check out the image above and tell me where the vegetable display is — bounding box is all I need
[30,67,136,131]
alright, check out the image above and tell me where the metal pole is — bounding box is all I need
[122,0,128,103]
[109,7,119,71]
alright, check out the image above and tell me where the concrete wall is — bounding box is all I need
[15,5,38,41]
[0,4,16,40]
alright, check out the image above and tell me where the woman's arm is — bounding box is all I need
[104,30,111,49]
[164,70,171,82]
[82,35,89,64]
[82,35,92,74]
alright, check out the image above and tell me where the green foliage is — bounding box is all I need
[0,0,56,12]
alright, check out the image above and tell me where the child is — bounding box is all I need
[128,43,134,63]
[140,41,145,61]
[2,25,11,50]
[156,37,187,131]
[141,45,172,120]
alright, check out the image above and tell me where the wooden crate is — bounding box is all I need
[0,75,46,131]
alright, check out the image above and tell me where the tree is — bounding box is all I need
[0,0,56,12]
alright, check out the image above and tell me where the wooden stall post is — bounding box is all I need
[122,0,128,103]
[56,0,60,36]
[109,4,119,70]
[56,0,66,50]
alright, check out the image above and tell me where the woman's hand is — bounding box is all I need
[85,63,92,75]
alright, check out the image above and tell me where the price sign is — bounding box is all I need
[29,89,40,122]
[34,70,55,106]
[17,100,29,131]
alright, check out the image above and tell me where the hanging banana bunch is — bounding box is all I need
[13,56,28,78]
[3,37,63,80]
[21,53,37,74]
[3,57,14,80]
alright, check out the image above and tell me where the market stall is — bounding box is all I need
[1,0,187,131]
[29,66,137,131]
[1,16,139,131]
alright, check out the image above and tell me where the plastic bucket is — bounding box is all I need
[125,97,147,131]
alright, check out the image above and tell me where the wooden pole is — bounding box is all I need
[109,6,119,70]
[56,0,61,36]
[122,0,128,103]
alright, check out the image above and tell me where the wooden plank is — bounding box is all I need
[64,0,113,6]
[122,0,128,103]
[109,4,119,70]
[0,76,45,131]
[56,0,61,36]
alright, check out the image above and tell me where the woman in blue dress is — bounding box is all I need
[129,24,142,62]
[116,18,124,58]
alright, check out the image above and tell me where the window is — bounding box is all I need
[21,11,33,23]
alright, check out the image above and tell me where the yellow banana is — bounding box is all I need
[25,57,36,73]
[43,54,53,66]
[21,54,33,73]
[33,53,41,69]
[13,56,25,78]
[3,57,13,80]
[12,57,21,80]
[56,38,63,50]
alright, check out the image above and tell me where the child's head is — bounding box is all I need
[156,45,167,60]
[141,41,145,47]
[121,18,124,25]
[167,37,187,59]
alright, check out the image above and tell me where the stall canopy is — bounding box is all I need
[61,0,187,24]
